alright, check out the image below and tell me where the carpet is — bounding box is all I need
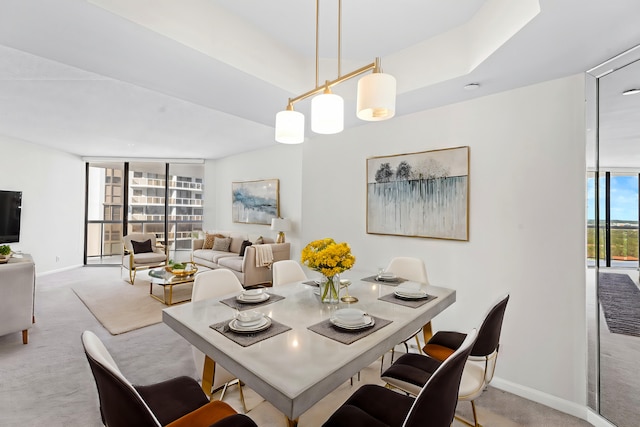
[72,276,193,335]
[598,272,640,337]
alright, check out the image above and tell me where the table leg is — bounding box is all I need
[285,416,299,427]
[422,321,433,346]
[168,285,173,305]
[202,355,216,399]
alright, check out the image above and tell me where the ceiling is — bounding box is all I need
[0,0,639,160]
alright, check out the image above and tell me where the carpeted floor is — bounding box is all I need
[0,266,591,426]
[598,272,640,337]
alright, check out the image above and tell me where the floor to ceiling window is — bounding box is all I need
[85,161,203,265]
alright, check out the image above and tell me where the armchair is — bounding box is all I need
[121,233,168,285]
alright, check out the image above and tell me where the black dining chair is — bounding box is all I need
[81,330,257,427]
[382,294,509,427]
[322,328,477,427]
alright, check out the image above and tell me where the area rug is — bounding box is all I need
[72,277,193,335]
[598,272,640,337]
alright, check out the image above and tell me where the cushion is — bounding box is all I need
[131,239,153,254]
[166,400,239,427]
[212,237,231,252]
[229,236,245,254]
[239,240,252,256]
[203,233,225,250]
[217,256,244,272]
[250,235,263,245]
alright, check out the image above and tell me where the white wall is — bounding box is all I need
[207,74,587,408]
[0,136,85,273]
[205,143,303,257]
[301,74,587,405]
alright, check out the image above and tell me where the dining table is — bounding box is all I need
[162,270,456,426]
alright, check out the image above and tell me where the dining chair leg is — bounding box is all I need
[237,379,247,413]
[453,401,482,427]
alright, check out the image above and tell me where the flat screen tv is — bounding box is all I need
[0,190,22,244]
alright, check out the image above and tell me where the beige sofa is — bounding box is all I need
[191,231,290,287]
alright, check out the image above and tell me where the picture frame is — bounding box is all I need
[367,146,469,241]
[232,179,280,225]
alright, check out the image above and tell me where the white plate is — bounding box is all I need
[236,293,270,303]
[330,315,375,330]
[229,316,271,333]
[394,290,429,300]
[378,272,396,279]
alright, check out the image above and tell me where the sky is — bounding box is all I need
[587,175,639,221]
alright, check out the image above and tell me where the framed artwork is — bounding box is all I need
[367,146,469,241]
[232,179,280,225]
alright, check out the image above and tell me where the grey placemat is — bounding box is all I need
[210,317,291,347]
[378,292,437,308]
[219,292,285,311]
[302,280,320,287]
[360,275,407,286]
[307,316,392,345]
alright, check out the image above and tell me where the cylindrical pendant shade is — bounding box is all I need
[356,72,396,121]
[275,110,305,144]
[311,93,344,134]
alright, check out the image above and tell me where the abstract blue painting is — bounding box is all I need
[367,146,469,240]
[232,179,279,224]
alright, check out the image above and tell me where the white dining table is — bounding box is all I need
[162,271,456,426]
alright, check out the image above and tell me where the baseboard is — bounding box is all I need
[490,377,588,421]
[37,263,83,276]
[587,410,617,427]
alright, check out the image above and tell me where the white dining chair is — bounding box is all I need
[384,257,430,365]
[272,260,307,286]
[191,269,247,412]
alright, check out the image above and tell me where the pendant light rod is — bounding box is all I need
[287,59,378,106]
[315,0,319,88]
[338,0,342,78]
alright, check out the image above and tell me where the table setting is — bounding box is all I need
[210,308,291,347]
[219,286,285,311]
[378,280,438,308]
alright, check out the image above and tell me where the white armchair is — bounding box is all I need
[121,233,167,285]
[0,255,35,344]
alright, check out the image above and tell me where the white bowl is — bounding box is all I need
[243,288,264,297]
[334,308,366,326]
[236,310,262,323]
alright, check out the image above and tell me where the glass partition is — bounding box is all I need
[587,46,640,427]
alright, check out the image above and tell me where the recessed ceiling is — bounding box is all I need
[0,0,639,160]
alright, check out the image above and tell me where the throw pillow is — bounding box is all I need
[131,239,153,254]
[251,235,264,245]
[239,240,253,256]
[212,237,231,252]
[203,233,216,249]
[203,233,225,249]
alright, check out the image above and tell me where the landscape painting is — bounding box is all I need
[367,146,469,240]
[232,179,279,225]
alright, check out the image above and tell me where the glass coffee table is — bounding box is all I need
[148,264,199,305]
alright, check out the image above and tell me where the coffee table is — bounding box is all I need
[148,267,198,305]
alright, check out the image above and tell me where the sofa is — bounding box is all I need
[191,231,290,287]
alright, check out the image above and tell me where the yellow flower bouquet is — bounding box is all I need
[301,238,356,303]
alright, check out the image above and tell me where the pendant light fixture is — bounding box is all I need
[274,0,396,143]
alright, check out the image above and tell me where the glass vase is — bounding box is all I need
[320,274,340,304]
